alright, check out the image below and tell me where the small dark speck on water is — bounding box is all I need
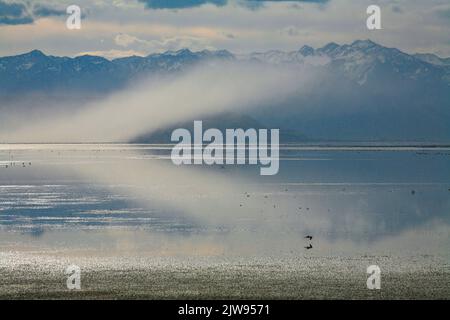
[411,190,416,195]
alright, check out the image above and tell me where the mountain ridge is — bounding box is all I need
[1,40,449,143]
[1,40,449,94]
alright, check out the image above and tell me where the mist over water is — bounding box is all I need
[0,61,312,143]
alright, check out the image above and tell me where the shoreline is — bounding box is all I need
[1,251,449,299]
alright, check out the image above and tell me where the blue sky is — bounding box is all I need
[0,0,449,58]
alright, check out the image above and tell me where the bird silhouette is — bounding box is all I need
[305,244,313,250]
[305,235,313,240]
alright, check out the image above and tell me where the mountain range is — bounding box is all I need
[1,40,449,142]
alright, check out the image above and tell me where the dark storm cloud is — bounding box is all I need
[0,0,66,25]
[33,5,66,17]
[0,0,31,25]
[139,0,329,10]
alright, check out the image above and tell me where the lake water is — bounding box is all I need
[0,144,449,298]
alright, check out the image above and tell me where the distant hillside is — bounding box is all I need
[131,112,307,144]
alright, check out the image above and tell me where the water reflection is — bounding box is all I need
[0,144,449,257]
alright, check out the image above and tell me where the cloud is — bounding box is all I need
[0,0,67,25]
[146,35,216,52]
[280,26,303,37]
[436,7,450,21]
[391,5,403,14]
[237,0,329,10]
[138,0,328,10]
[114,33,216,53]
[139,0,227,10]
[0,0,31,25]
[32,5,66,17]
[114,33,148,47]
[1,0,449,58]
[223,32,236,39]
[0,61,310,142]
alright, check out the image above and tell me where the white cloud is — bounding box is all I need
[114,33,145,47]
[146,35,217,52]
[114,32,216,53]
[0,0,449,57]
[76,49,146,59]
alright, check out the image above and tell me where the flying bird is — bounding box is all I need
[305,244,313,250]
[305,235,313,240]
